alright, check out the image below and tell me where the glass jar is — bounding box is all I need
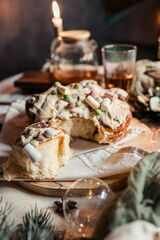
[50,30,98,84]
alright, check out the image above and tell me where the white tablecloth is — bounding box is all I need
[0,74,148,232]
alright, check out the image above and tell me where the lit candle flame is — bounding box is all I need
[52,1,60,18]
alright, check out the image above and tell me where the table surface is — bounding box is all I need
[0,74,159,231]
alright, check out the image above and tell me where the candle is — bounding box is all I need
[52,1,63,36]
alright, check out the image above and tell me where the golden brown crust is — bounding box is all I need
[26,110,132,144]
[25,81,131,144]
[100,113,132,143]
[48,113,132,144]
[26,113,132,144]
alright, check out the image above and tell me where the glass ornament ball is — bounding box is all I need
[63,177,114,239]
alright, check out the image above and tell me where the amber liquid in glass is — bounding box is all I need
[54,65,98,84]
[105,71,133,92]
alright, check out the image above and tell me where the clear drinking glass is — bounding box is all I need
[101,44,137,92]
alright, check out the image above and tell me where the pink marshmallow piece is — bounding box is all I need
[90,90,96,98]
[67,102,76,109]
[37,134,46,141]
[104,92,118,101]
[85,84,92,90]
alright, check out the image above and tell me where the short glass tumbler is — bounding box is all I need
[101,44,137,92]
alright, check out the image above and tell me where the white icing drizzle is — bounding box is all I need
[17,125,62,147]
[100,99,130,129]
[29,95,58,121]
[27,80,130,130]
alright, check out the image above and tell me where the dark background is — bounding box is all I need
[0,0,159,81]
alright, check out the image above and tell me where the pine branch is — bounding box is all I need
[0,199,65,240]
[0,197,15,240]
[16,205,55,240]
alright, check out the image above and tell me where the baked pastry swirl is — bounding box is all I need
[3,122,72,181]
[26,80,132,144]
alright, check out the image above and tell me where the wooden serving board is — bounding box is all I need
[16,173,129,197]
[16,118,153,197]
